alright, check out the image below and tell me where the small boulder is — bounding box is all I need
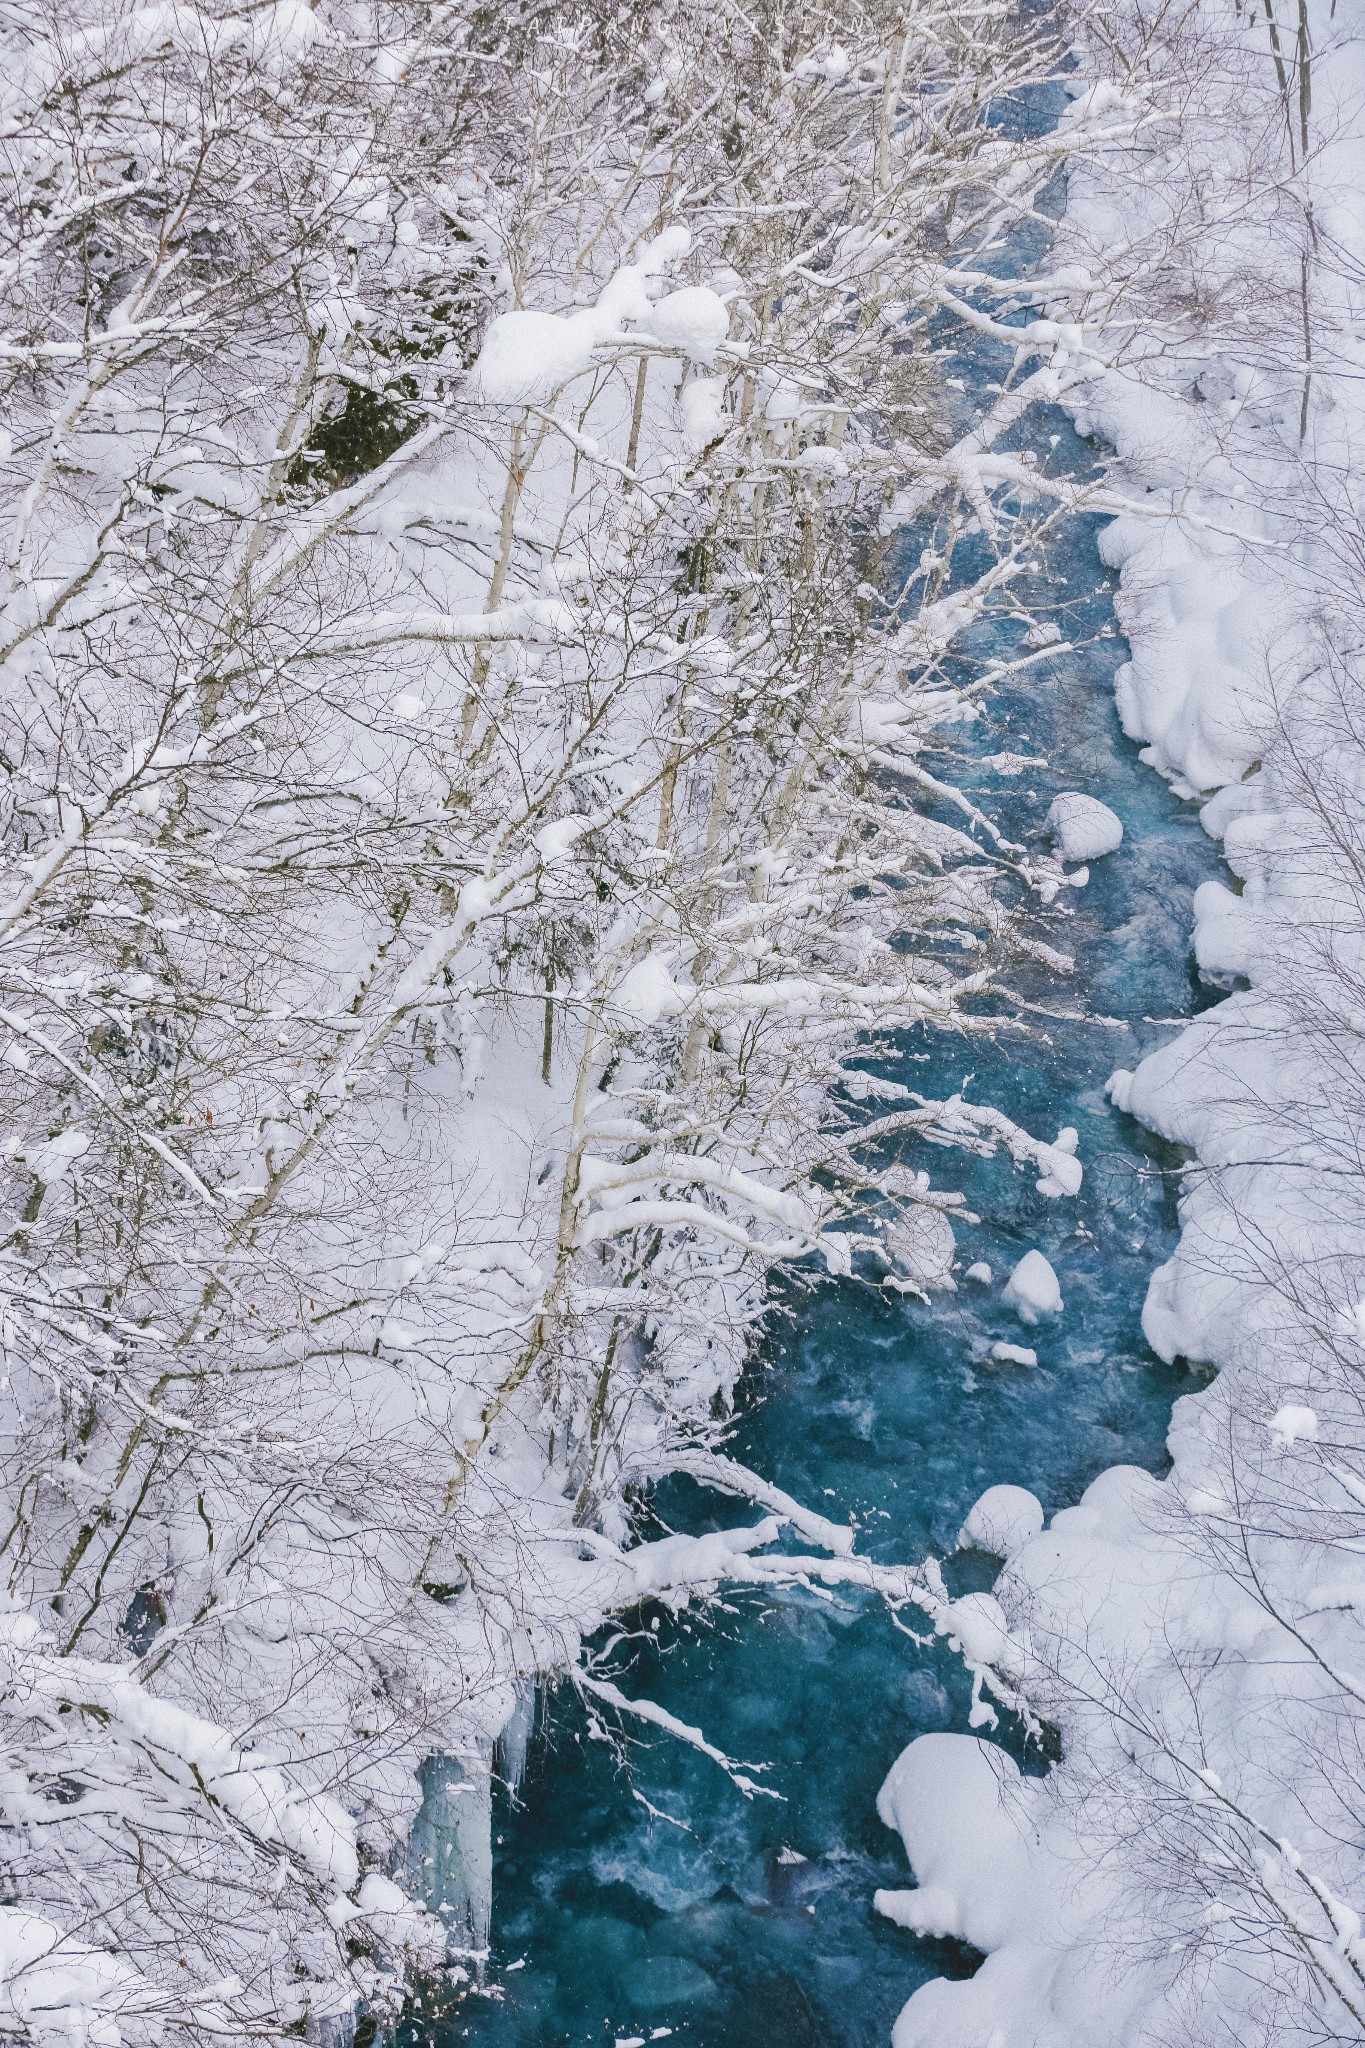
[1047,791,1123,861]
[1002,1249,1063,1324]
[956,1484,1045,1559]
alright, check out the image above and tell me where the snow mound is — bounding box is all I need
[957,1484,1044,1559]
[1002,1248,1063,1323]
[874,1735,1037,1953]
[1047,791,1123,860]
[988,1339,1037,1366]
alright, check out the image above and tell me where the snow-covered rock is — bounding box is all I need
[1046,791,1123,860]
[1002,1249,1063,1323]
[956,1485,1045,1558]
[1033,1125,1082,1198]
[989,1339,1038,1366]
[874,1735,1040,1954]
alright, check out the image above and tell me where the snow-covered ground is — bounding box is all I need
[876,4,1365,2042]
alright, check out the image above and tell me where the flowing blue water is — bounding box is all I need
[409,80,1224,2048]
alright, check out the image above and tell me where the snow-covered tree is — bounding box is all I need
[0,0,1113,2036]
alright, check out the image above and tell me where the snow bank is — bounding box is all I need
[875,1475,1187,2047]
[877,4,1365,2043]
[874,1736,1039,1953]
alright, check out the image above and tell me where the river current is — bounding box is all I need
[411,78,1224,2048]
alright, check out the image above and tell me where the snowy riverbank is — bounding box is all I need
[875,4,1365,2043]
